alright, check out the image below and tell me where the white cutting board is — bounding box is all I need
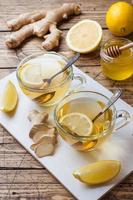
[0,67,133,200]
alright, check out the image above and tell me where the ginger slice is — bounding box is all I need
[32,125,56,144]
[31,136,55,157]
[30,135,54,150]
[5,3,81,50]
[28,110,49,125]
[28,109,57,157]
[29,123,54,139]
[36,143,55,158]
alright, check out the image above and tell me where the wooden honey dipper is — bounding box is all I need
[106,42,133,58]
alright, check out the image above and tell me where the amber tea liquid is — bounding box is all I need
[57,97,112,151]
[17,54,71,106]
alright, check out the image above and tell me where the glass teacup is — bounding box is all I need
[16,52,85,106]
[54,91,131,151]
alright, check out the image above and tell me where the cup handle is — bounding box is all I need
[68,73,86,94]
[114,110,132,131]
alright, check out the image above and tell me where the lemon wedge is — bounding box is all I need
[0,81,18,112]
[59,112,93,136]
[73,160,121,185]
[66,19,102,53]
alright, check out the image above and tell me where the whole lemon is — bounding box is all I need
[106,2,133,36]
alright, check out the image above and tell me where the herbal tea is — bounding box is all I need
[57,97,112,151]
[17,54,71,106]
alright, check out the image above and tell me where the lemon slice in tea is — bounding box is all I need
[0,81,18,112]
[19,56,64,89]
[59,112,93,136]
[66,19,102,53]
[73,160,121,185]
[19,63,44,88]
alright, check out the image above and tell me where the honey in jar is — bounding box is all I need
[100,38,133,81]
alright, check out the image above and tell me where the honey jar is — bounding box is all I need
[100,38,133,81]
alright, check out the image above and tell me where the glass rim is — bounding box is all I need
[16,51,74,92]
[54,90,117,140]
[100,37,132,62]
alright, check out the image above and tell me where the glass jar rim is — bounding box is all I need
[16,51,73,92]
[100,37,132,62]
[54,90,117,140]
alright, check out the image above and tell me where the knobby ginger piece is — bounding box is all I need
[5,3,81,50]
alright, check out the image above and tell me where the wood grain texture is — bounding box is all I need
[0,0,131,30]
[0,0,133,199]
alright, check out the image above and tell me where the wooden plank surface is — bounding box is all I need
[0,0,133,199]
[1,0,131,30]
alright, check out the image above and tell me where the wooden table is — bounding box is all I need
[0,0,132,199]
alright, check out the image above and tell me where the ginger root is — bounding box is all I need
[28,109,49,126]
[34,137,55,158]
[5,3,81,50]
[28,110,57,158]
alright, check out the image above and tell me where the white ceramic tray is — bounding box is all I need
[0,67,133,200]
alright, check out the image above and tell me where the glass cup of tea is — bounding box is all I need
[16,52,86,106]
[54,91,131,151]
